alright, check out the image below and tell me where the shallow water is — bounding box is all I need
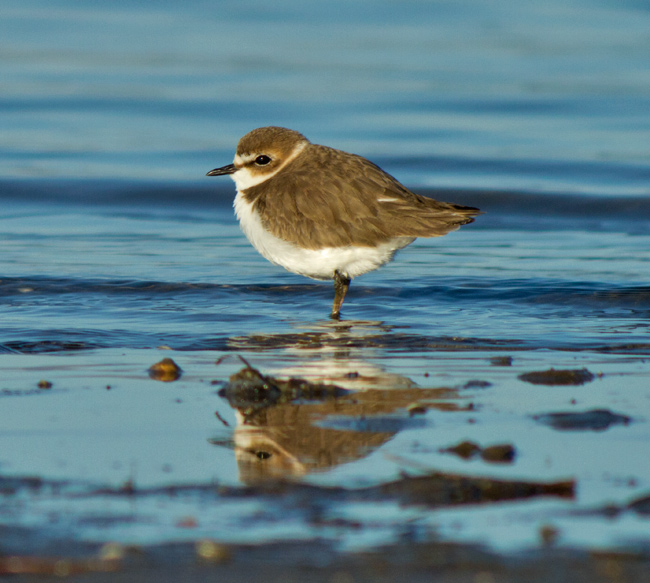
[1,0,650,561]
[1,186,649,554]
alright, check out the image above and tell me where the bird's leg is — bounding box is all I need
[331,270,351,320]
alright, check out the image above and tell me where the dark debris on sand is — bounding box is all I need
[518,368,596,386]
[533,409,633,431]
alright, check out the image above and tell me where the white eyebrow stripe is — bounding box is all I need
[377,197,400,202]
[232,140,309,190]
[235,140,307,170]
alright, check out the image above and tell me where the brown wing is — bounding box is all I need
[243,145,481,249]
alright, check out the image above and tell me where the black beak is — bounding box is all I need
[206,164,236,177]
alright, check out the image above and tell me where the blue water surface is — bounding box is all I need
[1,0,650,194]
[1,0,650,560]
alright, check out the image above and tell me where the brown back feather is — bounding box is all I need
[243,144,481,249]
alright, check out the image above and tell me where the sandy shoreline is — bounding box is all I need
[4,538,650,583]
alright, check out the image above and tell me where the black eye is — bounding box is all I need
[255,155,272,166]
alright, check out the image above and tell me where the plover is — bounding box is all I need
[207,126,480,318]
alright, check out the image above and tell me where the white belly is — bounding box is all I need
[233,191,413,280]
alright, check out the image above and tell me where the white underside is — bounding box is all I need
[233,190,414,280]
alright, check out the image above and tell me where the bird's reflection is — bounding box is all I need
[210,323,574,507]
[214,349,468,485]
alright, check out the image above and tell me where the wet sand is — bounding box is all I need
[2,355,650,582]
[3,538,650,583]
[1,186,649,578]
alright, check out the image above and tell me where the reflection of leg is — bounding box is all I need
[331,270,351,319]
